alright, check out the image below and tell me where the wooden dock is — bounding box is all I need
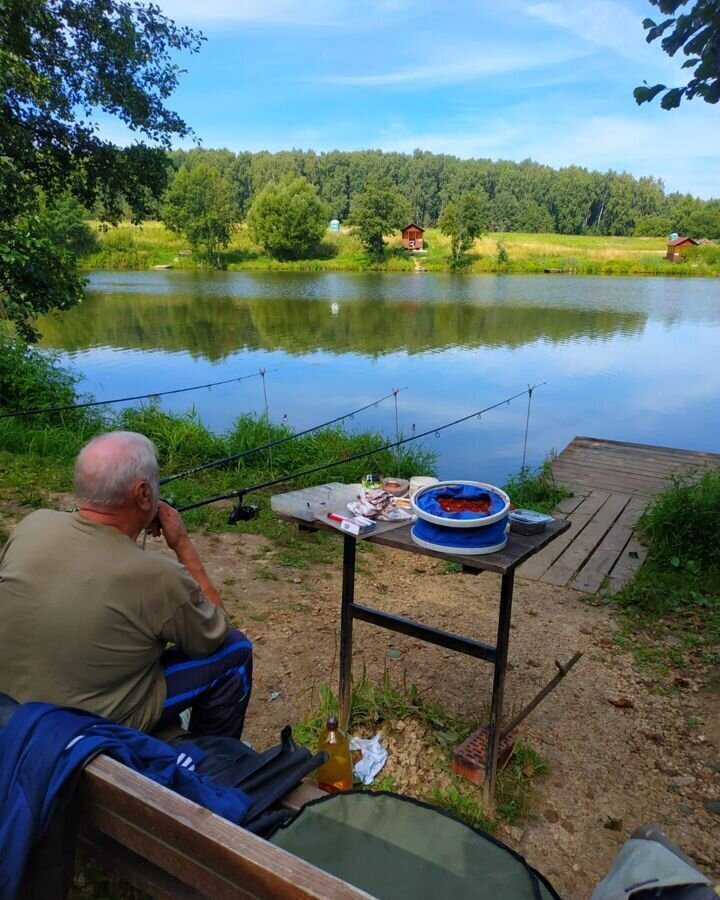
[518,436,720,595]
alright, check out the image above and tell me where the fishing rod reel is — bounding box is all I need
[228,492,259,526]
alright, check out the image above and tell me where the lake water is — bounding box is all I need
[38,271,720,486]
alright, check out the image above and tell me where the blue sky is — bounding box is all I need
[149,0,719,198]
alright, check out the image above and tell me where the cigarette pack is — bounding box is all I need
[327,513,377,536]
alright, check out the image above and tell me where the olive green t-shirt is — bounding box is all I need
[0,509,228,731]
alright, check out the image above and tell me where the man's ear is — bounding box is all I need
[134,479,153,511]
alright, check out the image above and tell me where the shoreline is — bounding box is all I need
[80,224,720,279]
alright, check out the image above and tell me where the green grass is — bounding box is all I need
[295,674,549,832]
[636,468,720,573]
[79,221,720,277]
[611,565,720,675]
[502,456,572,513]
[82,222,415,273]
[0,415,433,553]
[0,406,437,543]
[603,468,720,675]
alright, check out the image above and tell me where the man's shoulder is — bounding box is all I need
[14,508,70,534]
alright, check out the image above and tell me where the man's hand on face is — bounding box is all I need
[147,501,189,552]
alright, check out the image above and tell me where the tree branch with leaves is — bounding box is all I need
[635,0,720,109]
[0,0,203,339]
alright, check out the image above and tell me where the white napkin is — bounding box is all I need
[349,733,388,785]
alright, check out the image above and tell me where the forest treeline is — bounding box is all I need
[166,148,720,239]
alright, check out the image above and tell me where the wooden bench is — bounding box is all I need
[77,755,373,899]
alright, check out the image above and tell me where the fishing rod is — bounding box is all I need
[175,384,545,523]
[0,370,272,419]
[159,387,408,486]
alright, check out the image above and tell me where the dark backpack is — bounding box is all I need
[171,725,327,834]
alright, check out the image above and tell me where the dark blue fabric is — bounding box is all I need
[0,702,252,899]
[415,484,507,520]
[160,628,253,739]
[412,516,509,550]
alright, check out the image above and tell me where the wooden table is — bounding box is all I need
[278,500,570,800]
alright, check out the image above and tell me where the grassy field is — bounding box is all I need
[81,222,720,276]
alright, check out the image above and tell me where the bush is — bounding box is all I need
[684,243,720,266]
[0,338,105,458]
[502,458,570,513]
[0,337,81,417]
[247,176,329,260]
[637,468,720,573]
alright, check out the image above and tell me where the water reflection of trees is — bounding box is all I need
[39,289,646,361]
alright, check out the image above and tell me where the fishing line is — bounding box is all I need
[160,388,408,486]
[175,384,544,515]
[0,370,272,419]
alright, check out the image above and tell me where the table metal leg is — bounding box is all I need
[484,570,515,802]
[339,535,357,730]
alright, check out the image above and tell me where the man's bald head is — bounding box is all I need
[74,431,159,509]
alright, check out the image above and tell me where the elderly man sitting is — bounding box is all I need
[0,431,252,739]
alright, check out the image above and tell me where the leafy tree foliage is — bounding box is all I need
[170,148,254,217]
[162,165,239,265]
[634,215,674,236]
[635,0,720,108]
[171,148,720,241]
[247,176,329,259]
[0,163,92,341]
[439,193,486,268]
[39,192,97,257]
[0,0,202,338]
[349,177,412,258]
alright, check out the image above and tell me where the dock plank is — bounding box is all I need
[606,537,647,595]
[569,497,646,593]
[540,493,631,587]
[572,436,720,464]
[557,452,697,481]
[553,491,589,516]
[520,437,718,594]
[517,490,609,581]
[569,549,619,594]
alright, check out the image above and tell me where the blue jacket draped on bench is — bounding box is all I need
[0,700,252,899]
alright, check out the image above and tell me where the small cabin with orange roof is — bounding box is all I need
[401,223,425,251]
[666,236,698,261]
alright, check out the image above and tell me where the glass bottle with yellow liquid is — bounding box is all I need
[316,716,353,792]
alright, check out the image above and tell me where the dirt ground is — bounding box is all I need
[175,527,720,900]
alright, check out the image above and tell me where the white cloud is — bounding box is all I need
[316,42,588,87]
[524,0,683,78]
[525,1,643,55]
